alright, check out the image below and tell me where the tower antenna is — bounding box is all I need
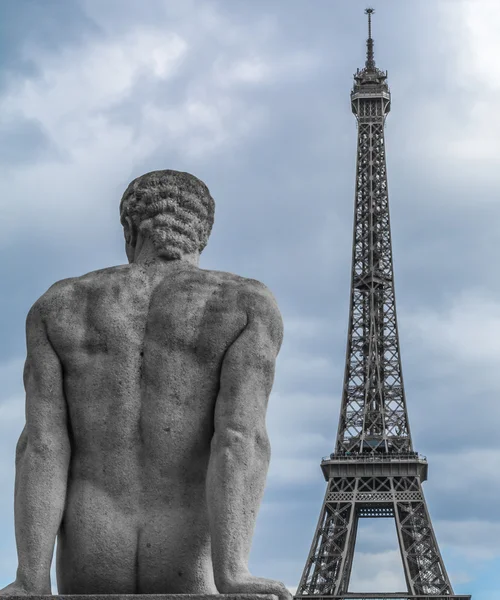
[365,7,375,70]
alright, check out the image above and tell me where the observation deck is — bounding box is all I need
[351,88,391,102]
[320,452,428,481]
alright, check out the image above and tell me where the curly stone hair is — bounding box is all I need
[119,170,215,260]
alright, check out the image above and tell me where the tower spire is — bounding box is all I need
[365,7,376,70]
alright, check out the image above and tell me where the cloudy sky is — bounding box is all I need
[0,0,498,597]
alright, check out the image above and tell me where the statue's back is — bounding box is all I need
[45,261,248,594]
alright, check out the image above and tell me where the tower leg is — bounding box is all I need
[394,479,453,596]
[335,506,359,595]
[297,480,358,596]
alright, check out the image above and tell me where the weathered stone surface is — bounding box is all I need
[0,171,289,600]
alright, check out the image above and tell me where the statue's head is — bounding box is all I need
[120,170,215,263]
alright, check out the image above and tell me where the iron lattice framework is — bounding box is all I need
[295,10,470,600]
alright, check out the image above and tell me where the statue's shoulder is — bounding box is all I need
[200,268,278,301]
[200,268,282,328]
[30,265,130,318]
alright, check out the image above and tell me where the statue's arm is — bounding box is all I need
[2,300,71,595]
[206,282,290,600]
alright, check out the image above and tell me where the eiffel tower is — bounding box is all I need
[294,9,470,600]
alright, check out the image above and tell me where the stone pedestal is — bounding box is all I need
[3,596,278,600]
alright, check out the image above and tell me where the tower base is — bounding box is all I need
[296,595,471,599]
[296,469,461,597]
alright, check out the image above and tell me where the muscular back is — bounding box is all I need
[32,261,280,594]
[45,262,252,501]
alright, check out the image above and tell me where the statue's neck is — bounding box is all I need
[131,235,200,268]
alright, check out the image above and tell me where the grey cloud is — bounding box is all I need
[0,0,99,91]
[0,116,61,166]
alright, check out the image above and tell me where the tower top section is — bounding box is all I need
[351,8,391,114]
[353,9,389,85]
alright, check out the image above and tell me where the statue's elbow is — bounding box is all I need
[214,426,270,464]
[253,428,271,459]
[15,428,28,464]
[20,429,71,464]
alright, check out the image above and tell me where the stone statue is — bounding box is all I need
[0,170,290,599]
